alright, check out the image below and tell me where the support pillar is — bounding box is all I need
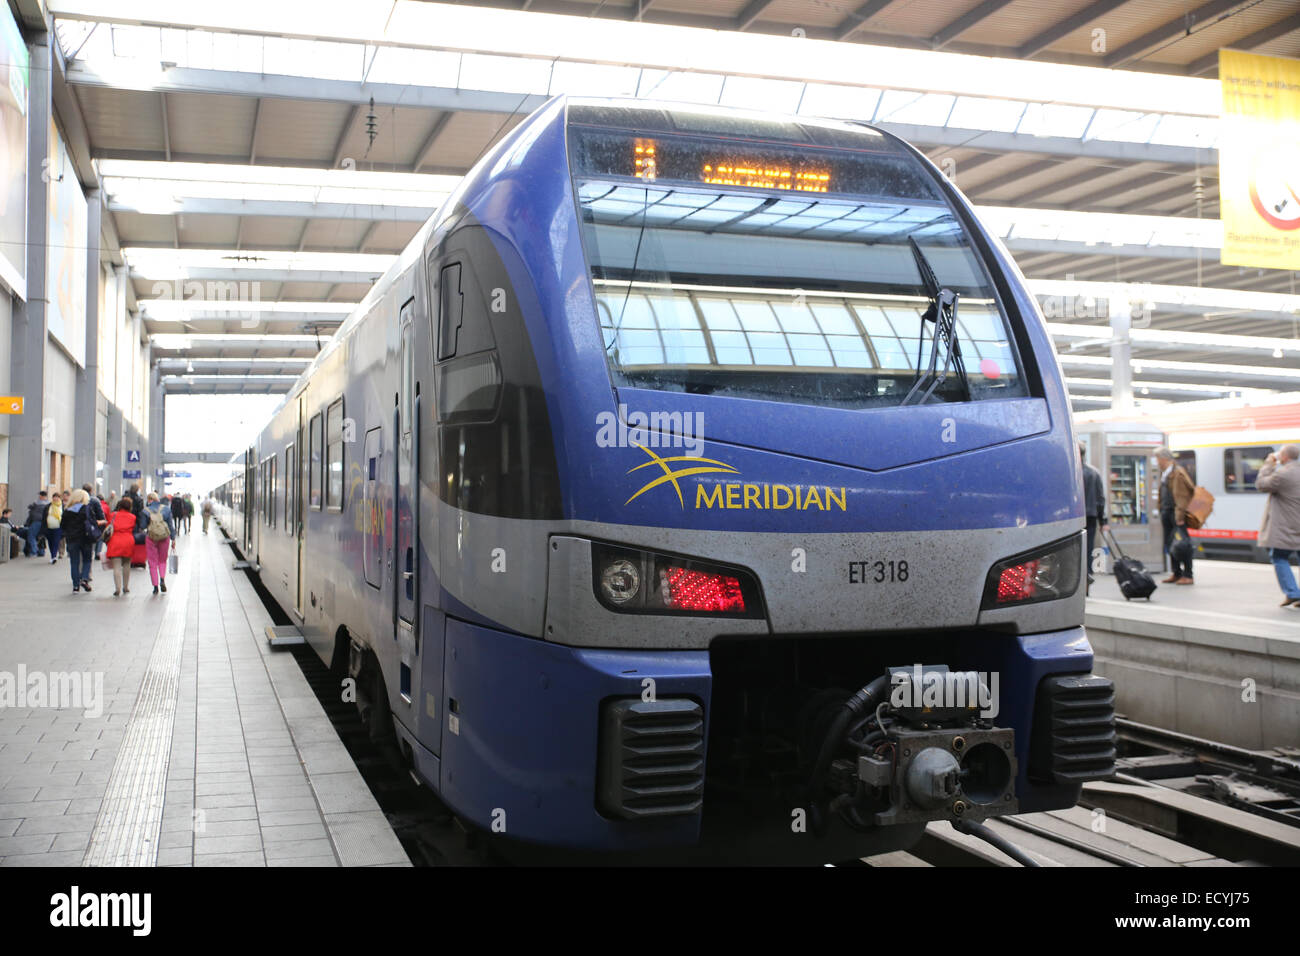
[1109,307,1133,415]
[75,189,101,489]
[9,36,50,499]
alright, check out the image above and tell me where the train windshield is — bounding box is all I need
[569,114,1027,410]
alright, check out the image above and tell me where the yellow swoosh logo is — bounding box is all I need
[624,443,739,508]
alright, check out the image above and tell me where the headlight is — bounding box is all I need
[980,534,1082,609]
[591,543,762,617]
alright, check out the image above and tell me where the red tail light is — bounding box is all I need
[662,567,746,613]
[995,561,1039,604]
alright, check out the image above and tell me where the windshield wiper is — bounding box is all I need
[900,236,970,406]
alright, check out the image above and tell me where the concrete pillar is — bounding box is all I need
[75,190,101,490]
[9,37,50,499]
[104,265,127,493]
[1110,307,1133,415]
[148,358,164,492]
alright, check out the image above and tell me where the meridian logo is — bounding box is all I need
[623,443,850,512]
[50,887,151,936]
[0,665,103,718]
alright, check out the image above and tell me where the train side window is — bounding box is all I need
[270,455,277,529]
[326,398,345,512]
[309,413,323,510]
[438,262,464,360]
[362,427,381,589]
[284,444,294,534]
[1173,450,1196,486]
[1224,445,1271,492]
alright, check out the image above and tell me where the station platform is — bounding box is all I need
[1086,559,1300,751]
[0,526,409,868]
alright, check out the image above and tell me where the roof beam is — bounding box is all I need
[835,0,897,41]
[967,158,1059,196]
[248,97,265,163]
[333,104,362,170]
[1017,0,1132,59]
[411,111,452,174]
[356,221,381,253]
[1105,0,1250,69]
[931,0,1015,49]
[629,0,656,21]
[1188,12,1300,75]
[65,61,547,117]
[734,0,779,31]
[159,92,171,162]
[107,195,435,222]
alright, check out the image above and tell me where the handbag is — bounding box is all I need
[168,550,179,574]
[1170,526,1194,562]
[1185,486,1215,530]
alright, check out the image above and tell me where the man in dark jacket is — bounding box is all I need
[1155,446,1196,585]
[82,484,106,565]
[23,490,48,556]
[1080,442,1108,589]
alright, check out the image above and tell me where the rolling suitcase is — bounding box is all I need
[1104,527,1155,600]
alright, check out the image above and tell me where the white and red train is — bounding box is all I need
[1080,397,1300,562]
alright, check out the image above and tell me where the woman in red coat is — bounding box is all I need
[105,498,138,596]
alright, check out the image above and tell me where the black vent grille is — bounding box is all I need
[597,699,705,820]
[1029,674,1117,785]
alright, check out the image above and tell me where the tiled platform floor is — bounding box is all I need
[0,521,408,867]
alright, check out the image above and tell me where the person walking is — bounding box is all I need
[202,495,214,534]
[1257,444,1300,607]
[60,490,100,593]
[42,491,65,565]
[1154,446,1195,585]
[82,484,106,569]
[1080,441,1109,589]
[105,497,138,596]
[180,494,193,534]
[143,492,176,594]
[23,490,48,557]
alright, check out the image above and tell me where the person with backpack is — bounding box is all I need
[60,490,102,593]
[43,491,65,564]
[105,497,138,596]
[143,492,176,594]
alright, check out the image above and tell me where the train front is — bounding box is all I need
[436,98,1116,862]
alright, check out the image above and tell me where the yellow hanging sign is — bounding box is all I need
[0,396,22,414]
[1219,50,1300,270]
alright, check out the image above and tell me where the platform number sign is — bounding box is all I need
[126,449,142,463]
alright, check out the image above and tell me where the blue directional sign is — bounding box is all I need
[122,469,142,479]
[126,449,141,463]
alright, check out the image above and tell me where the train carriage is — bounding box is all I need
[213,96,1116,862]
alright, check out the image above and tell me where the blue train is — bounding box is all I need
[213,96,1115,863]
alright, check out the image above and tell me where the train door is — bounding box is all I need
[295,396,306,617]
[244,446,255,554]
[395,298,419,699]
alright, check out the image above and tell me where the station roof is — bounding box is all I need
[25,0,1300,404]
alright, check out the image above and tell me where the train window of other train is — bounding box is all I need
[326,398,345,512]
[570,128,1027,410]
[309,413,323,510]
[1224,445,1272,492]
